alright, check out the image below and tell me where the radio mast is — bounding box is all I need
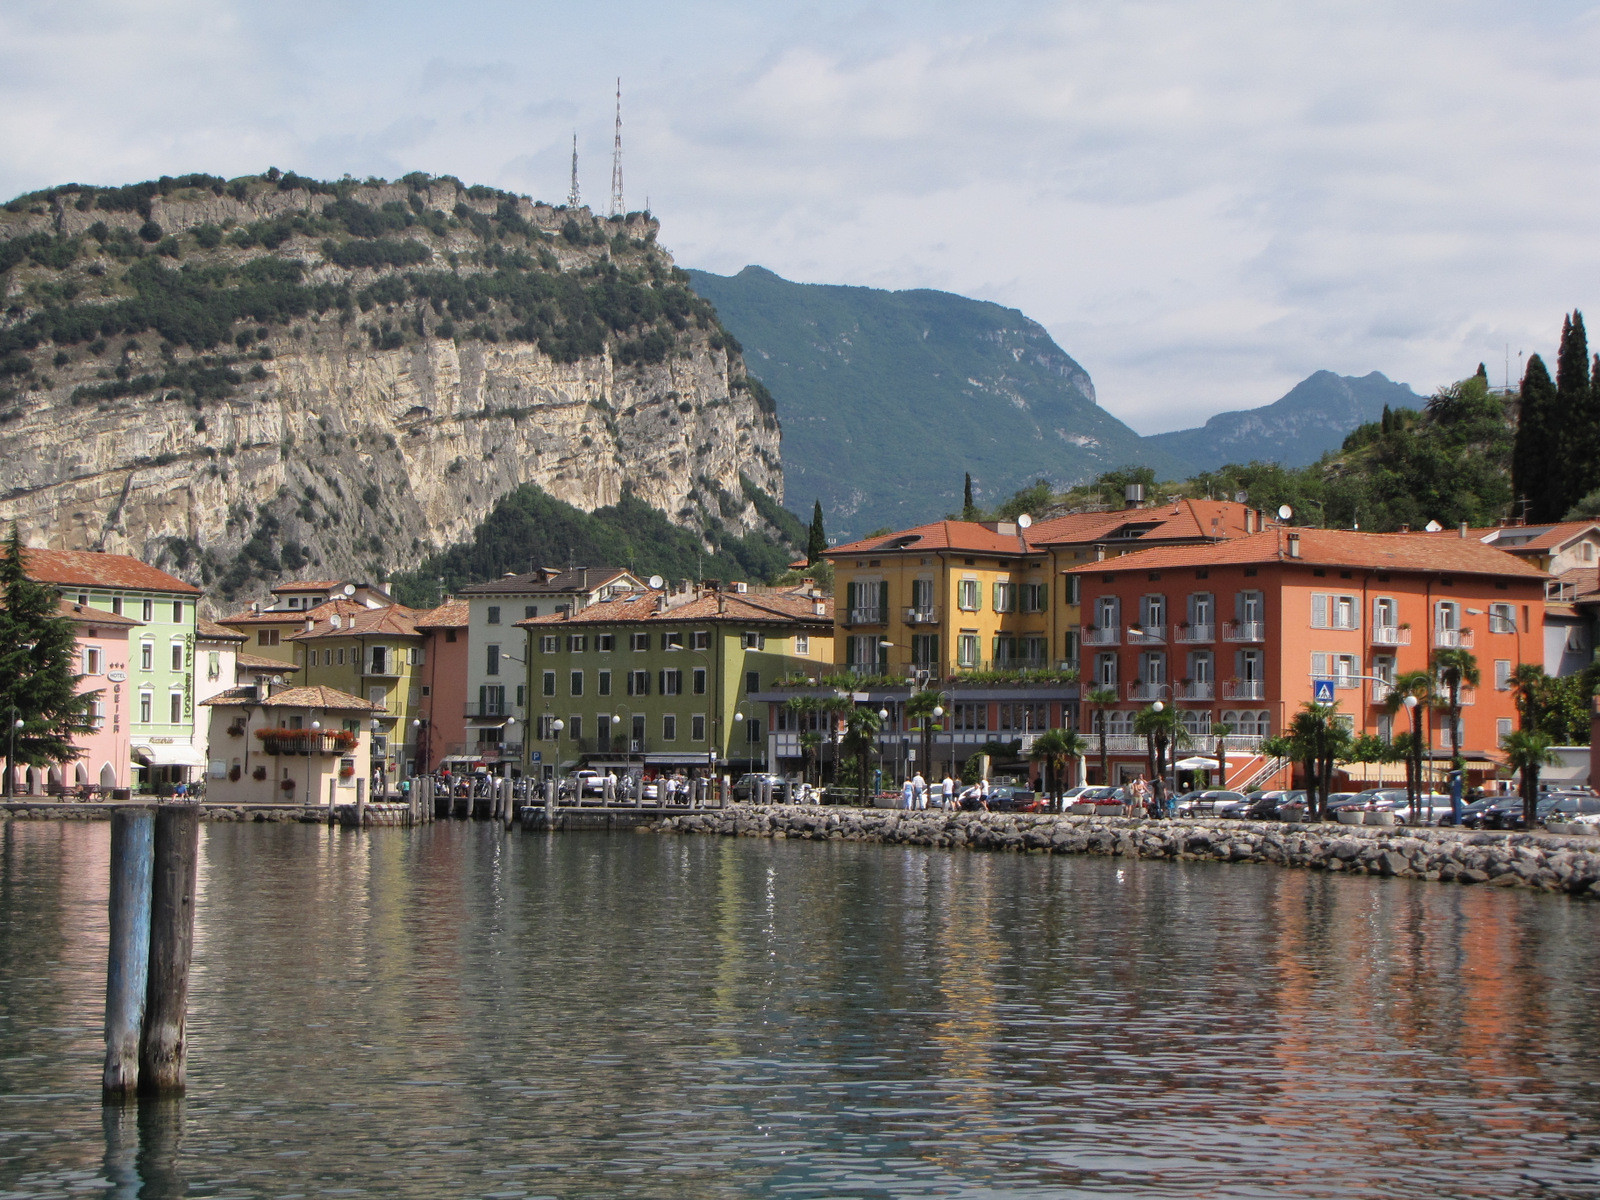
[566,132,582,209]
[609,78,625,217]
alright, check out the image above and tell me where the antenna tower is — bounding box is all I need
[609,78,625,217]
[566,132,582,208]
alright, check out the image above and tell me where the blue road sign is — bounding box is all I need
[528,751,542,764]
[1312,679,1336,703]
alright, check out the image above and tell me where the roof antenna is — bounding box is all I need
[567,131,582,208]
[609,78,625,217]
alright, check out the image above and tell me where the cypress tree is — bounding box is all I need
[0,525,93,795]
[1557,312,1594,513]
[962,473,978,521]
[806,500,826,564]
[1380,404,1393,435]
[1513,354,1560,522]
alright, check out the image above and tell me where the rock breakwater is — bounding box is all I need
[656,805,1600,897]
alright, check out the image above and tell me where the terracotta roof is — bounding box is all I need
[517,587,832,629]
[16,547,200,595]
[1481,521,1600,554]
[197,618,248,643]
[235,652,300,671]
[217,598,361,627]
[1028,499,1260,547]
[56,599,139,628]
[1064,528,1551,580]
[826,520,1033,558]
[288,602,421,641]
[458,567,635,596]
[269,579,345,593]
[414,598,469,629]
[202,683,379,711]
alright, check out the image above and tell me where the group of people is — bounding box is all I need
[898,773,961,810]
[1126,775,1171,818]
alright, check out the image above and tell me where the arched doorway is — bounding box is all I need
[100,762,118,791]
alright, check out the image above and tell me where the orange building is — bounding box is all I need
[1066,527,1547,789]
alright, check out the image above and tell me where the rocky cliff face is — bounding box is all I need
[0,173,783,607]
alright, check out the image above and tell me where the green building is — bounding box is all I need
[517,584,833,778]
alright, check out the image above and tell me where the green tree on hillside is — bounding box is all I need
[806,500,827,564]
[1513,353,1560,522]
[1557,312,1593,514]
[962,473,978,521]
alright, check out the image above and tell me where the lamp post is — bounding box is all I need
[503,716,518,780]
[411,717,426,776]
[6,706,23,799]
[877,706,890,794]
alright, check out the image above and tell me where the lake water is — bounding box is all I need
[1,820,1599,1199]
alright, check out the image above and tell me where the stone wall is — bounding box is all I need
[655,805,1600,897]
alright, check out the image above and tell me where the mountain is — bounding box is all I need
[0,173,791,606]
[1144,370,1423,472]
[685,266,1180,541]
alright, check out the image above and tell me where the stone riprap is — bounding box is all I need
[4,801,324,823]
[655,805,1600,897]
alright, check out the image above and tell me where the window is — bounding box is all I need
[1489,603,1516,633]
[795,635,810,655]
[446,630,458,643]
[139,692,152,723]
[142,599,153,623]
[1063,631,1079,667]
[1095,652,1118,687]
[745,670,759,694]
[596,634,614,652]
[660,669,683,696]
[598,670,611,696]
[1065,576,1081,606]
[169,692,183,724]
[515,684,524,707]
[1436,600,1460,631]
[953,703,989,731]
[1311,653,1359,687]
[309,649,319,668]
[1188,650,1213,683]
[628,670,650,696]
[742,631,766,650]
[1188,593,1214,626]
[487,606,501,625]
[172,601,183,623]
[207,651,220,680]
[410,647,424,666]
[1237,591,1263,624]
[140,642,153,671]
[570,671,584,696]
[746,718,762,745]
[631,713,646,748]
[541,635,559,654]
[663,631,684,649]
[1310,594,1359,629]
[957,633,979,668]
[111,596,123,616]
[912,634,938,667]
[542,670,556,697]
[89,697,104,729]
[692,714,706,741]
[1497,717,1513,744]
[631,632,650,651]
[1020,582,1047,613]
[568,635,587,652]
[691,630,710,650]
[525,606,537,621]
[539,715,560,740]
[957,578,980,611]
[258,629,279,647]
[1373,596,1398,630]
[479,685,505,716]
[486,645,500,676]
[1140,594,1166,631]
[337,648,345,666]
[82,646,102,674]
[663,714,677,741]
[1140,651,1167,685]
[370,646,389,675]
[1094,596,1120,630]
[693,667,706,695]
[171,643,184,672]
[993,581,1016,613]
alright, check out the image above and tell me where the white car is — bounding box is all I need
[570,770,607,796]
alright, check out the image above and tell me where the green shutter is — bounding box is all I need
[879,581,889,616]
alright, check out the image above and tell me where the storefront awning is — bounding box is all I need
[643,753,718,766]
[132,744,208,768]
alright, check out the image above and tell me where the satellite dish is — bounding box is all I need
[1277,505,1293,521]
[343,584,356,596]
[1016,513,1032,529]
[648,575,664,590]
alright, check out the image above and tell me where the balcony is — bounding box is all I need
[1094,732,1268,756]
[903,606,941,626]
[1371,680,1395,704]
[363,659,404,678]
[1126,681,1169,701]
[464,702,514,720]
[841,607,886,628]
[1450,687,1477,707]
[1222,621,1265,643]
[1176,681,1214,701]
[1221,680,1266,701]
[1127,625,1166,644]
[1082,627,1120,646]
[1174,624,1214,644]
[1371,625,1411,646]
[259,732,356,757]
[1433,628,1474,649]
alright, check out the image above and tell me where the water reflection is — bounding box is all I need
[0,821,1598,1198]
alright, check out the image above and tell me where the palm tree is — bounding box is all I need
[1502,728,1558,828]
[1133,704,1186,805]
[1431,648,1480,769]
[1030,727,1087,807]
[1510,661,1551,732]
[818,693,854,784]
[798,731,823,787]
[1287,702,1351,821]
[1385,669,1439,822]
[787,695,820,783]
[841,706,884,807]
[1211,720,1233,790]
[905,688,947,783]
[1084,686,1119,785]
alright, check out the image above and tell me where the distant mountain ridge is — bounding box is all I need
[1145,370,1422,472]
[685,266,1182,542]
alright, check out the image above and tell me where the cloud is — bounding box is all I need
[1,1,1597,434]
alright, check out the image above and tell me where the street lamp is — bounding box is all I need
[5,707,22,800]
[877,706,890,791]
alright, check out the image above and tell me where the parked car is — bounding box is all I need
[570,769,607,797]
[1056,785,1094,809]
[1075,786,1129,807]
[733,773,789,801]
[957,784,1032,811]
[1176,790,1249,818]
[1244,790,1306,820]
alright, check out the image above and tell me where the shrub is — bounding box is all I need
[138,221,163,243]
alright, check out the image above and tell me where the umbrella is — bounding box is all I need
[1174,756,1225,771]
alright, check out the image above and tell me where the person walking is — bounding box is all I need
[979,777,991,811]
[942,775,955,810]
[912,771,927,810]
[901,777,914,810]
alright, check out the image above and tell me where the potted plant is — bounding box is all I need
[228,765,241,782]
[252,766,267,781]
[280,778,296,793]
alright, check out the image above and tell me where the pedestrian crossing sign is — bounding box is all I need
[1312,679,1336,703]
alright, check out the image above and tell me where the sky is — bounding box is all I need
[2,0,1598,433]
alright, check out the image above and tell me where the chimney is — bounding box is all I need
[1399,523,1410,533]
[1287,532,1301,558]
[1093,544,1107,562]
[1244,509,1254,534]
[1459,521,1469,539]
[1124,483,1145,508]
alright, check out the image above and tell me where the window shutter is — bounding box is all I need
[658,670,666,695]
[1311,652,1326,678]
[845,637,856,666]
[1311,594,1327,628]
[879,581,889,615]
[626,672,635,696]
[846,581,857,612]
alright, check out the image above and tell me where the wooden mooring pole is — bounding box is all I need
[138,804,199,1095]
[103,807,154,1099]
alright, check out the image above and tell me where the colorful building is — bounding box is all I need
[201,682,381,806]
[413,599,470,774]
[1066,527,1548,789]
[214,579,394,667]
[517,583,833,779]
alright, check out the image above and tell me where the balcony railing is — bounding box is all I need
[1222,621,1265,643]
[1433,628,1474,649]
[842,607,886,627]
[1450,687,1477,707]
[363,660,404,678]
[1126,681,1169,701]
[1175,681,1214,701]
[463,702,514,719]
[1127,625,1166,644]
[260,732,355,757]
[1174,624,1214,644]
[903,606,940,626]
[1094,733,1268,756]
[1371,625,1411,646]
[1371,681,1395,704]
[1082,627,1119,646]
[1221,680,1266,701]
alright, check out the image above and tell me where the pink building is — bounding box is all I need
[415,599,469,773]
